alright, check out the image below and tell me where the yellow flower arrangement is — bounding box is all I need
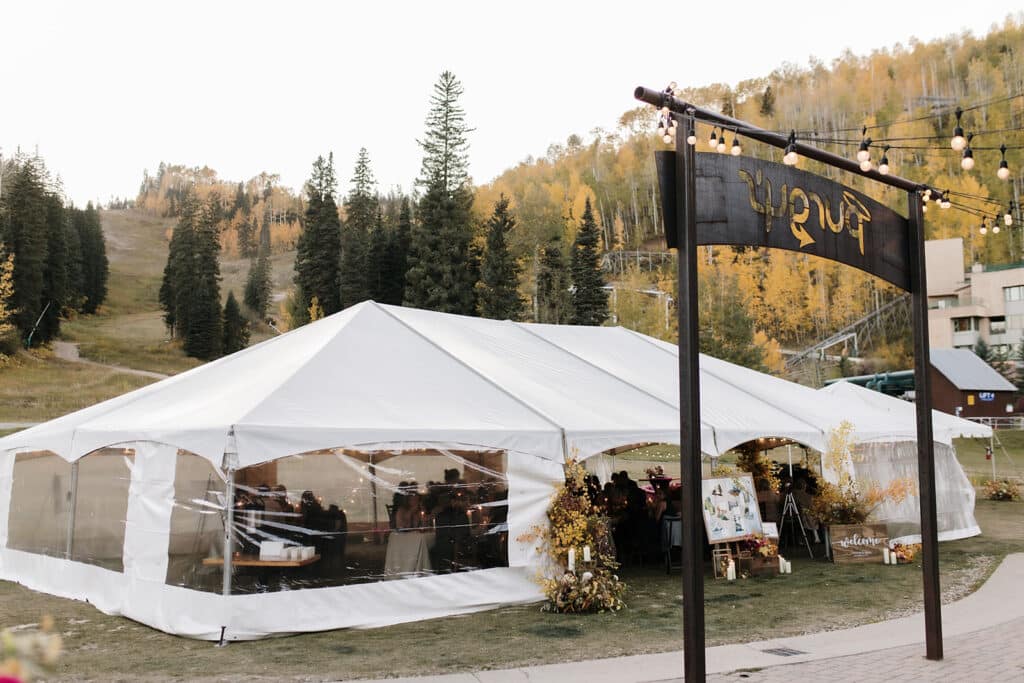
[891,542,921,563]
[518,458,626,613]
[983,478,1021,501]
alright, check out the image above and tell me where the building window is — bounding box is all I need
[990,316,1007,335]
[1004,286,1024,302]
[1009,314,1024,330]
[953,317,976,332]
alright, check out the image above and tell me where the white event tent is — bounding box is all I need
[0,302,980,640]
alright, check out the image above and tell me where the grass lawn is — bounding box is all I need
[0,354,154,423]
[3,499,1020,682]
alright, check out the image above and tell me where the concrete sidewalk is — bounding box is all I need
[343,553,1024,682]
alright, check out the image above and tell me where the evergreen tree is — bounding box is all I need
[405,71,478,314]
[569,198,608,326]
[535,238,572,324]
[221,290,249,354]
[237,213,257,259]
[78,202,108,314]
[294,154,342,321]
[159,192,198,335]
[477,195,524,320]
[183,196,223,360]
[339,148,376,307]
[0,158,47,342]
[384,197,412,305]
[37,192,68,343]
[243,239,272,320]
[64,209,85,311]
[366,206,390,302]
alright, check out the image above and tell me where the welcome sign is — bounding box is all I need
[830,523,890,564]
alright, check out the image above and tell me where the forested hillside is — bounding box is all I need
[478,16,1024,366]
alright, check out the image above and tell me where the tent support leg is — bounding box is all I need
[908,189,942,660]
[223,469,235,597]
[64,461,79,559]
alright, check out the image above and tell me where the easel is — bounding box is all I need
[778,445,813,559]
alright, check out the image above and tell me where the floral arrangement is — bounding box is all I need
[710,462,736,477]
[891,542,921,563]
[736,448,781,494]
[518,458,626,614]
[982,478,1021,501]
[739,532,777,558]
[808,422,915,526]
[1,616,62,682]
[644,465,666,480]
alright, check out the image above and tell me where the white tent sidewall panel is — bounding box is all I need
[0,450,13,549]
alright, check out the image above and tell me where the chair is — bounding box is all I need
[661,514,682,573]
[385,504,396,530]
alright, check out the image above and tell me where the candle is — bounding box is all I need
[727,559,736,581]
[778,555,786,573]
[568,548,576,572]
[891,552,898,566]
[883,548,890,564]
[785,560,792,574]
[583,546,591,563]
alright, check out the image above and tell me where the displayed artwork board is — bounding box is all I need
[701,474,763,543]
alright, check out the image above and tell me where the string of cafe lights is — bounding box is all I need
[655,83,1023,235]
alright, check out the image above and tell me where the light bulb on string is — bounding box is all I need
[993,223,1001,234]
[856,128,871,162]
[940,193,951,210]
[980,220,987,236]
[878,146,890,175]
[783,130,799,166]
[997,144,1010,181]
[860,158,873,172]
[709,128,718,149]
[950,107,966,151]
[730,134,741,156]
[961,135,975,171]
[686,126,697,146]
[1006,203,1015,227]
[716,135,727,153]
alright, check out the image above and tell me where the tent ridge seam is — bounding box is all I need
[371,304,567,434]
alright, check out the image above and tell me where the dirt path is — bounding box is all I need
[53,341,169,380]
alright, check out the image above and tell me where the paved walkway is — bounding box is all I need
[53,340,168,379]
[344,553,1024,682]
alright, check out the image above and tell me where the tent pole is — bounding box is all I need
[223,468,235,597]
[65,461,79,559]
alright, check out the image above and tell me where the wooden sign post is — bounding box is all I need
[635,85,945,682]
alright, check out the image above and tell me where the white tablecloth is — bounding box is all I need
[384,531,435,576]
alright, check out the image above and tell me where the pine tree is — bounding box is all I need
[78,202,108,314]
[294,154,342,322]
[477,195,524,320]
[159,191,198,335]
[221,290,249,354]
[243,239,272,320]
[64,209,85,311]
[535,238,572,324]
[405,71,478,314]
[183,196,223,360]
[0,158,48,342]
[569,198,608,326]
[339,148,376,307]
[237,213,257,259]
[38,192,68,342]
[383,197,412,305]
[366,206,389,302]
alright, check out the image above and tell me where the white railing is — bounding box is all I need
[968,416,1024,430]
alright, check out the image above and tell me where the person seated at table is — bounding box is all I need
[300,490,325,530]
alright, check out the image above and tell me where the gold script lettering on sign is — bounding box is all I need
[738,168,871,255]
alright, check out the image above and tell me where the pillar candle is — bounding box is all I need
[785,560,792,574]
[568,548,576,572]
[883,548,890,564]
[891,553,898,566]
[778,555,785,572]
[583,545,591,563]
[727,560,736,581]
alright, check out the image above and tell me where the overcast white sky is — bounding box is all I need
[1,1,1018,206]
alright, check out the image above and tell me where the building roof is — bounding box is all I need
[930,348,1016,392]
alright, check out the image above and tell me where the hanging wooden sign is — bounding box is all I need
[656,152,912,290]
